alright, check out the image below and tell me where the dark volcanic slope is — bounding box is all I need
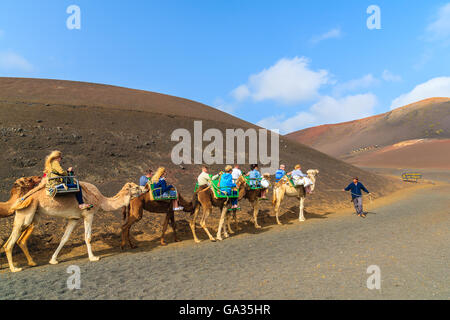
[286,98,450,158]
[0,77,252,127]
[0,78,397,262]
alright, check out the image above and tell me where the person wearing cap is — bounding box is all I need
[219,165,238,209]
[343,177,370,218]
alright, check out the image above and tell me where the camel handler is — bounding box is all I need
[343,177,370,218]
[45,150,93,210]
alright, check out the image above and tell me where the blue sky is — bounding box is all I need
[1,0,450,133]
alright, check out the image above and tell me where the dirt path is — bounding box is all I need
[0,180,448,300]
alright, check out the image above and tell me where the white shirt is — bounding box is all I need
[231,168,242,180]
[197,172,212,186]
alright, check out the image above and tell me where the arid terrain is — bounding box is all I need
[0,78,398,271]
[286,98,450,169]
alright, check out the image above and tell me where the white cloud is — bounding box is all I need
[390,77,450,110]
[382,70,402,82]
[230,85,250,101]
[311,27,342,44]
[0,51,34,72]
[258,93,377,134]
[232,56,329,105]
[426,3,450,41]
[333,74,378,95]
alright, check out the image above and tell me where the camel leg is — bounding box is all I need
[216,206,229,241]
[49,219,78,265]
[17,223,37,267]
[169,211,180,242]
[253,200,261,229]
[299,197,306,222]
[83,213,99,262]
[4,214,28,272]
[233,209,240,231]
[226,210,234,234]
[160,211,171,246]
[121,211,142,249]
[189,206,201,243]
[200,207,216,242]
[274,199,282,225]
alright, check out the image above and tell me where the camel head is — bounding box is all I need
[12,176,42,196]
[122,182,142,199]
[306,169,319,192]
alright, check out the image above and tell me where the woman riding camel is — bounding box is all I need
[44,150,93,210]
[151,167,184,211]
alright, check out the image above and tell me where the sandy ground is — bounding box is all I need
[0,170,448,300]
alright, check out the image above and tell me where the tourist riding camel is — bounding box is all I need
[139,168,153,187]
[3,150,141,272]
[44,150,93,210]
[289,164,314,194]
[121,189,193,249]
[272,168,319,224]
[151,167,184,211]
[229,172,271,231]
[246,164,268,199]
[275,164,287,183]
[190,165,245,242]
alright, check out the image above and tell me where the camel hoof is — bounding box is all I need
[299,218,306,222]
[49,259,59,265]
[10,267,22,273]
[160,242,168,246]
[224,234,229,238]
[28,261,37,267]
[194,239,201,243]
[174,238,181,243]
[255,225,262,229]
[216,237,222,241]
[277,222,282,225]
[89,256,100,262]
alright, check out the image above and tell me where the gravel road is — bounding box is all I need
[1,179,448,300]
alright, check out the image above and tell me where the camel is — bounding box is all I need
[272,169,319,225]
[3,181,141,272]
[189,177,246,243]
[121,191,193,249]
[229,175,270,231]
[0,176,42,218]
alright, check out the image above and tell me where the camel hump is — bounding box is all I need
[9,197,34,214]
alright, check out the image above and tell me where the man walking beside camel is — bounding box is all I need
[343,177,370,218]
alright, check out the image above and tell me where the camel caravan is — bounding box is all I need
[1,150,319,273]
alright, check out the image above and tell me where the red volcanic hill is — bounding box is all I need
[286,98,450,169]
